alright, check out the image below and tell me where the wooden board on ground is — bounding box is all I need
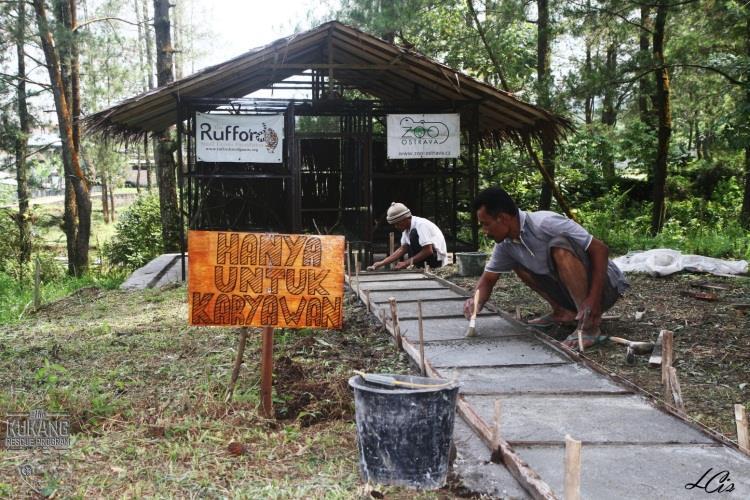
[188,230,345,328]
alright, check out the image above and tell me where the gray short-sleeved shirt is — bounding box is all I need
[485,210,628,294]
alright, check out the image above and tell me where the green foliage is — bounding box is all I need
[103,194,163,270]
[0,270,126,325]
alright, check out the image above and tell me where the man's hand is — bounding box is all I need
[577,296,602,329]
[463,297,481,319]
[366,261,382,272]
[394,258,412,270]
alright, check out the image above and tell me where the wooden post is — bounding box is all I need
[260,326,274,418]
[33,257,41,309]
[389,232,395,256]
[736,404,749,454]
[515,306,522,321]
[417,300,426,376]
[364,289,371,313]
[345,242,350,279]
[649,330,665,367]
[388,297,402,349]
[490,399,502,462]
[564,434,582,500]
[354,253,360,298]
[661,330,673,385]
[667,367,685,413]
[225,327,248,402]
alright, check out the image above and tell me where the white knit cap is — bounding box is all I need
[386,202,411,224]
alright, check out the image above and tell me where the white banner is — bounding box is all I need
[387,113,460,159]
[196,113,284,163]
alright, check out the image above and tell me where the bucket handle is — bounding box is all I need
[353,370,455,390]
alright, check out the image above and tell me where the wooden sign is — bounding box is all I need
[188,230,345,328]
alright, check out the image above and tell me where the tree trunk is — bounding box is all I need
[143,0,155,90]
[741,15,750,228]
[153,0,180,251]
[109,184,116,221]
[15,0,32,272]
[650,1,671,235]
[601,42,617,184]
[584,40,593,124]
[537,0,555,210]
[145,136,152,192]
[101,173,109,223]
[33,0,91,275]
[638,6,653,127]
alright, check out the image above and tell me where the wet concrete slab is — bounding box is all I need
[465,394,715,444]
[453,417,530,499]
[440,364,628,395]
[379,299,494,320]
[355,273,427,282]
[515,444,750,499]
[358,279,446,291]
[398,316,526,342]
[366,289,464,303]
[424,337,568,368]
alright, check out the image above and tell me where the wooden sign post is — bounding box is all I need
[188,230,345,415]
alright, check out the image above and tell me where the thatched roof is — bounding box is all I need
[84,21,571,144]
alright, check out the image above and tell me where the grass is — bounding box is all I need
[0,284,445,498]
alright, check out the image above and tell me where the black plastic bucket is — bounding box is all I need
[348,374,459,489]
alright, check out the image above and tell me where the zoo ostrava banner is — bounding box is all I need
[188,230,345,329]
[195,112,283,163]
[386,113,460,159]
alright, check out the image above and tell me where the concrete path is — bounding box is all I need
[120,253,186,290]
[349,270,750,499]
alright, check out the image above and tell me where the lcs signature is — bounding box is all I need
[685,468,735,493]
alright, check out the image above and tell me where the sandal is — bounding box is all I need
[526,313,577,328]
[562,330,609,351]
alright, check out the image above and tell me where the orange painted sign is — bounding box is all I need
[188,230,345,329]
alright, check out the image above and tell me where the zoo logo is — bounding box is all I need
[399,116,450,144]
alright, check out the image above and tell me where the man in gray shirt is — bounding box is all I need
[463,187,628,349]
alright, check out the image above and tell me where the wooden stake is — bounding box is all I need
[417,300,426,376]
[33,256,41,309]
[515,305,522,321]
[356,273,361,299]
[489,400,502,462]
[661,330,674,385]
[226,327,248,402]
[736,404,749,454]
[388,297,402,349]
[564,434,582,500]
[364,289,371,313]
[668,367,685,413]
[649,330,665,367]
[389,232,395,256]
[260,326,274,418]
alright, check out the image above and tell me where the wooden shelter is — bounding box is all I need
[85,21,570,261]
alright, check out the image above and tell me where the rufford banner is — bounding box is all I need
[387,113,460,159]
[196,112,284,163]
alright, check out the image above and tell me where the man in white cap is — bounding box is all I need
[367,202,448,270]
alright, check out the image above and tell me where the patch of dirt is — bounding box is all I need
[436,265,750,439]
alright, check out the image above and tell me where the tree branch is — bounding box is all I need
[73,16,146,32]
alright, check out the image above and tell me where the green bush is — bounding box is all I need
[103,194,163,270]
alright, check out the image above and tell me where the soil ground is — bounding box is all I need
[435,264,750,439]
[1,266,748,498]
[0,284,468,498]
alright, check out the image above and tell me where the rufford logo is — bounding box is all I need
[199,122,280,153]
[399,116,450,145]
